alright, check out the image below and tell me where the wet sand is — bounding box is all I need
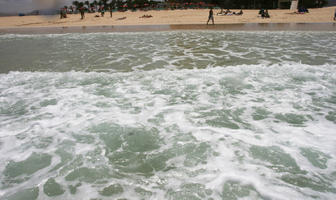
[0,23,336,34]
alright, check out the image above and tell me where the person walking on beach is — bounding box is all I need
[207,8,214,25]
[60,8,64,19]
[80,6,85,20]
[109,4,113,18]
[100,6,105,17]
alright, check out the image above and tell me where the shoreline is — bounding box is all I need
[0,23,336,34]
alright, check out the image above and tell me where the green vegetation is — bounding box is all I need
[65,0,329,12]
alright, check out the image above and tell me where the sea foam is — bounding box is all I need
[1,62,336,199]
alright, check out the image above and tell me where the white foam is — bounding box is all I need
[1,59,336,199]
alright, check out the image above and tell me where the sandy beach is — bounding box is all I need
[0,7,335,29]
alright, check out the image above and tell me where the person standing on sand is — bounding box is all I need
[80,6,85,20]
[60,8,64,19]
[334,9,336,21]
[100,6,105,17]
[207,8,214,25]
[110,4,113,18]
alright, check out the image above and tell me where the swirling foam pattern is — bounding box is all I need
[0,31,335,200]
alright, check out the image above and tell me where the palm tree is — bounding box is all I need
[90,2,95,12]
[92,0,97,11]
[78,2,84,9]
[102,0,109,8]
[72,1,80,10]
[116,0,123,9]
[85,1,90,9]
[111,0,116,8]
[98,0,103,8]
[126,0,133,9]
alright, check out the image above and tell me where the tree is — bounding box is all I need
[90,2,95,12]
[64,0,328,11]
[102,0,109,8]
[72,1,80,10]
[78,2,84,8]
[85,1,90,12]
[93,0,98,10]
[116,0,123,9]
[299,0,328,8]
[126,0,133,9]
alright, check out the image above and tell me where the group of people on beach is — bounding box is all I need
[207,8,244,25]
[259,9,270,18]
[80,5,114,19]
[297,7,309,14]
[60,7,67,19]
[207,8,271,25]
[60,7,336,23]
[61,5,114,20]
[62,7,156,20]
[139,14,153,18]
[217,9,243,16]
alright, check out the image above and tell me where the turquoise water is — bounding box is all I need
[0,31,336,200]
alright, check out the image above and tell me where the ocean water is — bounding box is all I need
[0,31,336,200]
